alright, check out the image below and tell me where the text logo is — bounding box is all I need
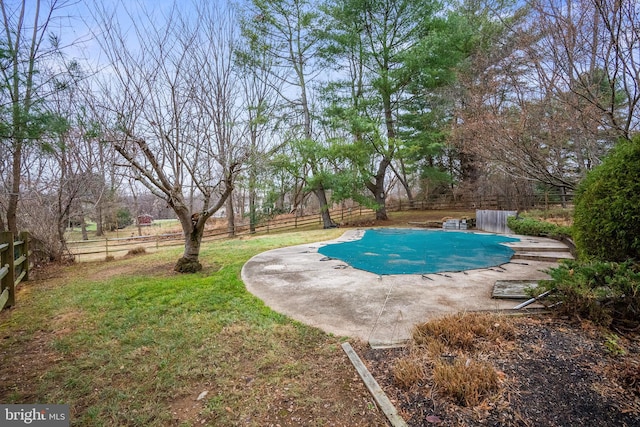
[1,405,69,426]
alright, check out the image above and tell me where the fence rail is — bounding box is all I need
[391,192,573,212]
[0,231,30,312]
[66,191,570,262]
[67,205,377,261]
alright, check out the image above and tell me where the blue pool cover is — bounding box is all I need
[318,228,520,275]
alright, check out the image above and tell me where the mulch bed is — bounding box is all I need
[359,316,640,427]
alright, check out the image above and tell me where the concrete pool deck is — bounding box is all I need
[241,229,573,347]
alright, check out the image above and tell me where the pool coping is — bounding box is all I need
[241,228,568,347]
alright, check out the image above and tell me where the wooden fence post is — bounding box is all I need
[0,231,16,308]
[545,191,549,212]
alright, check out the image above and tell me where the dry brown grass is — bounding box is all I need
[126,246,147,256]
[606,358,640,397]
[432,358,500,406]
[393,355,428,389]
[412,312,515,353]
[393,312,514,407]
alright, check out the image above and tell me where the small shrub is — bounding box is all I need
[604,333,627,356]
[393,356,427,389]
[126,246,147,256]
[432,358,499,407]
[507,215,572,239]
[412,313,515,353]
[539,260,640,329]
[394,313,513,409]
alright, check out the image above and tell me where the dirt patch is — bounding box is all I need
[81,258,221,282]
[0,329,64,402]
[82,260,178,282]
[358,315,640,427]
[169,387,212,426]
[51,310,85,337]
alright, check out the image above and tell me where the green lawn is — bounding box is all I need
[0,229,387,426]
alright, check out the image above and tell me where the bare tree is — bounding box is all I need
[0,0,76,233]
[530,0,639,141]
[79,108,121,239]
[449,0,633,201]
[91,1,245,272]
[14,55,122,260]
[235,43,282,233]
[190,3,247,238]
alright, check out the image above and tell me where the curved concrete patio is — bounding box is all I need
[241,229,571,347]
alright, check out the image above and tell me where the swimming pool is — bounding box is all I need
[318,228,520,275]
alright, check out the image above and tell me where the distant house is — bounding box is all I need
[137,214,154,226]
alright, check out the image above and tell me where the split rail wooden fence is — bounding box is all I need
[66,191,572,262]
[0,232,30,312]
[67,205,376,262]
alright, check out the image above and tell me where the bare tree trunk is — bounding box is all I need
[560,186,567,208]
[372,184,388,221]
[390,159,414,207]
[226,195,235,237]
[249,172,257,233]
[375,192,387,220]
[96,205,104,237]
[167,204,204,273]
[80,213,88,241]
[174,207,204,273]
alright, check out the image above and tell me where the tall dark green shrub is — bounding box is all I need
[573,136,640,261]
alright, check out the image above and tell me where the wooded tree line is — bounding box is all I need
[1,0,638,271]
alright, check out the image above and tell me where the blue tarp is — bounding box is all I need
[318,228,520,275]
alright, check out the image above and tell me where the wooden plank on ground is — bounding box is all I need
[492,280,539,299]
[341,342,408,427]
